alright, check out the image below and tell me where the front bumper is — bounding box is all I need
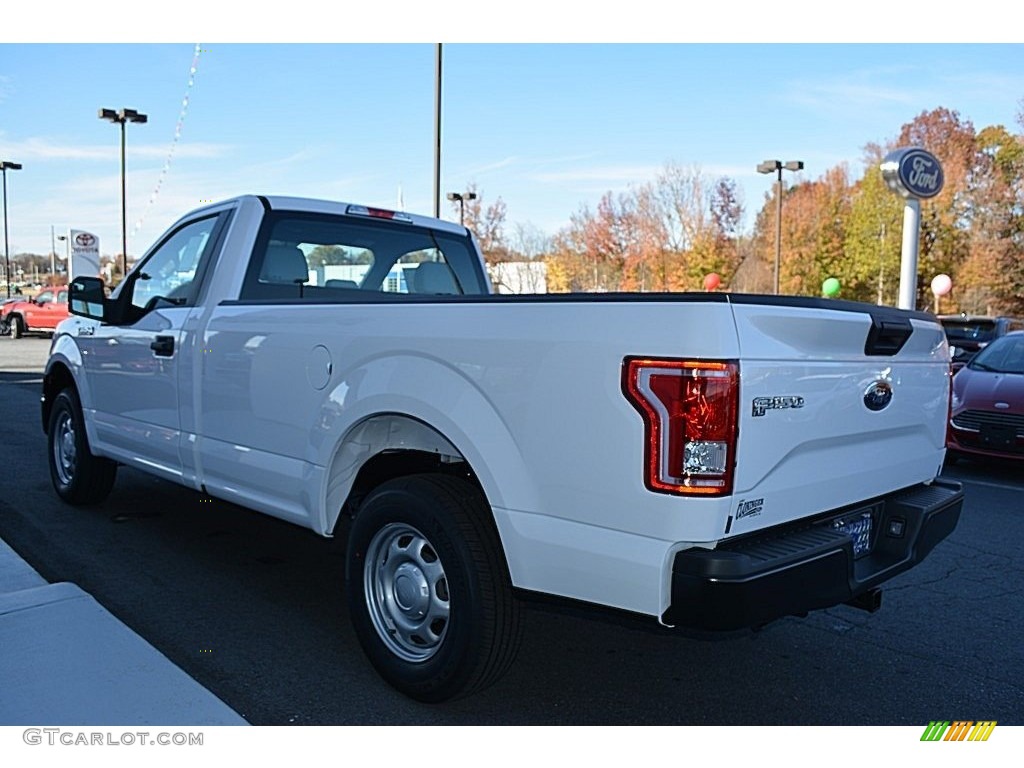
[663,479,963,631]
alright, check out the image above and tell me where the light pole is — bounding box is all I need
[446,191,477,226]
[1,160,22,298]
[757,159,804,295]
[99,107,147,278]
[57,233,70,277]
[50,224,57,284]
[433,44,442,219]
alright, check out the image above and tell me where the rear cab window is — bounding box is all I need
[241,211,487,302]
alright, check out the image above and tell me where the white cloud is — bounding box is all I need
[0,136,230,162]
[785,73,920,112]
[529,164,663,184]
[459,156,519,177]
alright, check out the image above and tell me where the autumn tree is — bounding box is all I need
[449,182,511,264]
[751,166,851,297]
[749,106,1024,310]
[547,163,745,293]
[843,159,903,305]
[896,108,976,309]
[960,124,1024,314]
[307,244,372,267]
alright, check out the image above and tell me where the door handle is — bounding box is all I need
[151,335,175,357]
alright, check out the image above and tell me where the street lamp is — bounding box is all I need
[757,159,804,295]
[1,160,22,298]
[50,225,58,284]
[99,107,147,278]
[57,233,70,275]
[433,44,443,219]
[446,191,477,226]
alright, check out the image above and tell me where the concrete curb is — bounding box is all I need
[0,538,248,726]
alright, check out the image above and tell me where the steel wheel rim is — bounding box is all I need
[53,410,77,485]
[363,522,450,663]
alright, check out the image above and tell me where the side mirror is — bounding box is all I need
[948,345,959,359]
[69,277,108,321]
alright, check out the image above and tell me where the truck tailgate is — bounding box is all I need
[727,299,950,536]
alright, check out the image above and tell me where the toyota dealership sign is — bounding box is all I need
[70,229,101,280]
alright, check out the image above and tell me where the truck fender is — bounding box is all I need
[42,331,91,439]
[316,354,539,536]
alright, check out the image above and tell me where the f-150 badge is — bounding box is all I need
[752,395,804,417]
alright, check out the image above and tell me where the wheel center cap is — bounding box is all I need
[393,563,428,615]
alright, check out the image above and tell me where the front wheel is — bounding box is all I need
[346,473,521,702]
[48,388,117,504]
[8,315,23,339]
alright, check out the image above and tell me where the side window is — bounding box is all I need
[129,216,219,311]
[241,213,485,302]
[35,290,55,304]
[57,290,68,304]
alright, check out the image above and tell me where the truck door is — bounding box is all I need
[78,214,228,481]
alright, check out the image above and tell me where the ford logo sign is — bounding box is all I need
[881,147,944,200]
[864,381,894,412]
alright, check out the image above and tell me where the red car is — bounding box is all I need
[1,286,69,338]
[947,331,1024,462]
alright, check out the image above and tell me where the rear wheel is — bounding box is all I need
[346,473,521,702]
[48,388,117,504]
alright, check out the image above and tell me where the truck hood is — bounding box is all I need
[954,368,1024,412]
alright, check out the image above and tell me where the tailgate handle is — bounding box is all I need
[864,318,912,356]
[151,335,175,357]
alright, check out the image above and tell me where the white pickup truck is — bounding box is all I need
[44,195,963,702]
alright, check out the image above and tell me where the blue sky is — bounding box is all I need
[1,29,1022,259]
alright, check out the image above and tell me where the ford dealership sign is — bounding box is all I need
[881,147,944,200]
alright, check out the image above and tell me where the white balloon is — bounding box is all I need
[931,274,952,297]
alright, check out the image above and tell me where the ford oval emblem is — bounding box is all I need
[881,147,945,200]
[864,380,894,411]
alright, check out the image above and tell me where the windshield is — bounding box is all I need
[942,320,997,344]
[968,334,1024,374]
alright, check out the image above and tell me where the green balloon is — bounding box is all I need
[822,277,841,297]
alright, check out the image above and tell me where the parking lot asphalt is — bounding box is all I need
[1,335,1022,725]
[0,337,247,725]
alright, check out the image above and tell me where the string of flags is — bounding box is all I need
[130,43,203,244]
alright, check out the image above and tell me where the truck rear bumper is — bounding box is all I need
[663,479,964,631]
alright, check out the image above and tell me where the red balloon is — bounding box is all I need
[703,272,721,291]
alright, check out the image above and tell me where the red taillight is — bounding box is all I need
[623,358,739,496]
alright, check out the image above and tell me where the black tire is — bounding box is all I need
[9,315,23,339]
[346,473,521,702]
[47,388,117,505]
